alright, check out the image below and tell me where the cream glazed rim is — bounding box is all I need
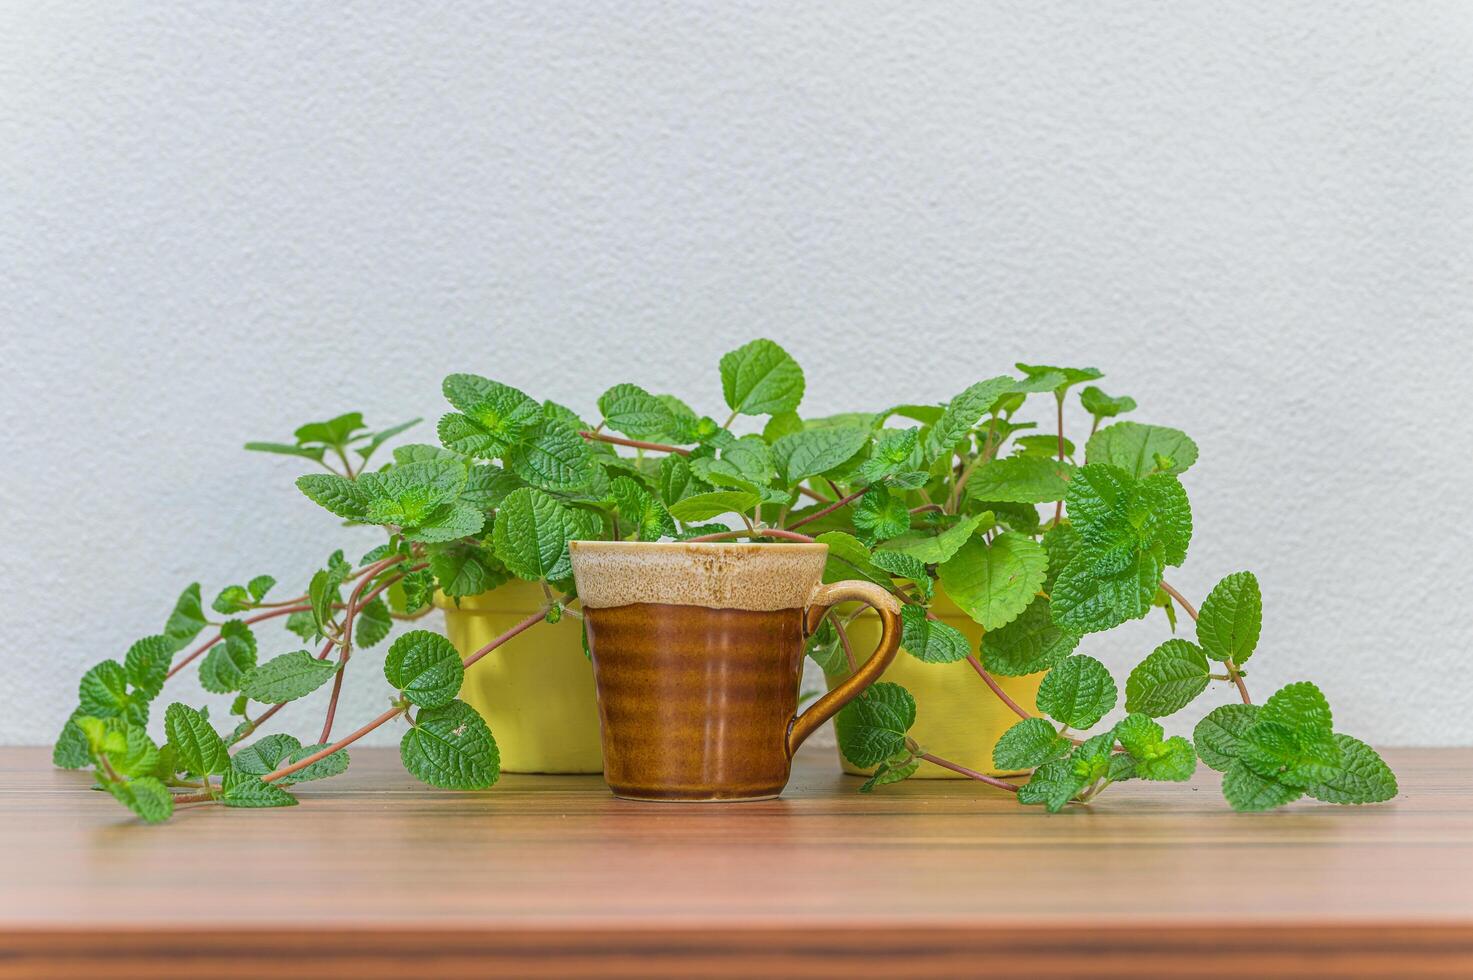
[568,539,829,611]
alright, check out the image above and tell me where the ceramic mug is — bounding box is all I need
[569,541,902,802]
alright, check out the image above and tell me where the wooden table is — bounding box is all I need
[2,746,1470,977]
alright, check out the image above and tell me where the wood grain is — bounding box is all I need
[1,746,1470,977]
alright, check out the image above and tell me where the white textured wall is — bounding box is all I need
[3,2,1471,749]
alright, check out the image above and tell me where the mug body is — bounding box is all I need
[570,541,827,802]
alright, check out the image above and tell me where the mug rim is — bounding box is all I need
[569,539,826,554]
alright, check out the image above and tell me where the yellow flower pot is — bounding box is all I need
[825,585,1041,778]
[436,580,603,774]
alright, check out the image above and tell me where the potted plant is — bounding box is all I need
[53,340,1396,820]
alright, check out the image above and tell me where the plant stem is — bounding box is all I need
[317,557,405,744]
[909,503,944,516]
[917,752,1020,793]
[263,605,556,785]
[685,527,817,544]
[578,430,690,456]
[797,484,832,504]
[788,487,869,531]
[965,653,1032,721]
[166,604,312,679]
[834,619,858,673]
[1158,579,1252,706]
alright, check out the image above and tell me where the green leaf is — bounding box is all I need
[439,374,542,458]
[612,476,677,541]
[598,383,676,439]
[1036,655,1117,729]
[53,713,91,769]
[1015,362,1103,395]
[429,542,507,599]
[870,549,932,598]
[859,759,919,792]
[462,464,526,511]
[221,775,299,808]
[804,619,849,675]
[834,682,916,768]
[79,661,133,719]
[247,575,277,605]
[771,427,870,483]
[1085,422,1198,479]
[244,441,327,461]
[815,531,891,588]
[1114,714,1196,781]
[722,436,776,485]
[1259,680,1334,733]
[964,457,1075,504]
[898,604,970,664]
[199,621,257,694]
[357,459,470,529]
[937,533,1047,630]
[1305,734,1398,805]
[1135,737,1197,782]
[1222,759,1303,812]
[856,428,920,484]
[719,339,805,416]
[294,412,365,446]
[927,376,1018,460]
[979,597,1079,676]
[993,717,1070,770]
[1018,758,1086,812]
[296,474,370,520]
[114,726,161,777]
[384,631,465,709]
[212,585,253,615]
[285,609,319,643]
[162,583,208,652]
[1080,386,1136,419]
[657,455,703,506]
[1013,434,1076,459]
[1193,703,1260,772]
[1239,682,1341,788]
[667,489,761,523]
[1050,547,1162,636]
[492,487,583,581]
[400,700,500,790]
[231,733,302,777]
[123,635,173,700]
[347,595,388,648]
[507,419,596,492]
[1197,571,1263,665]
[240,651,339,704]
[852,485,911,545]
[164,703,229,775]
[404,501,485,545]
[881,512,989,565]
[308,568,341,633]
[103,775,174,823]
[1124,639,1211,717]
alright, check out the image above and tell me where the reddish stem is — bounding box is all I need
[834,618,858,673]
[264,605,554,784]
[579,430,690,456]
[166,604,312,679]
[318,556,407,743]
[965,653,1032,721]
[787,487,869,531]
[917,752,1020,793]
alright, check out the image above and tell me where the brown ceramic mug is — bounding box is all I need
[569,540,902,802]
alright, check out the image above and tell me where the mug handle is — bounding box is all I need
[786,580,903,758]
